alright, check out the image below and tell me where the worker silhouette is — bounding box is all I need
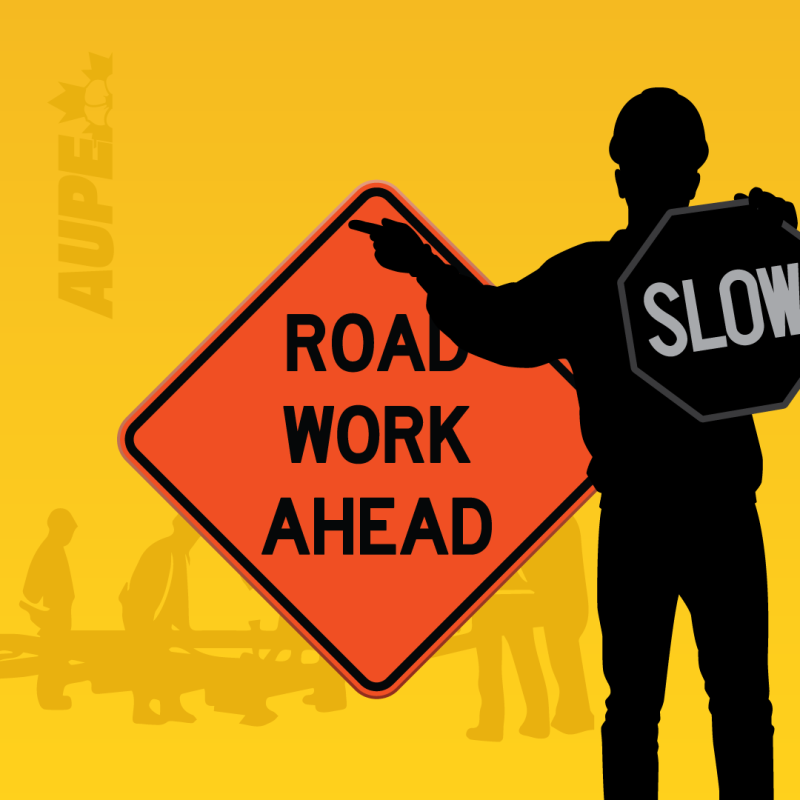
[351,88,795,798]
[204,616,347,726]
[1,511,349,724]
[19,508,77,709]
[524,516,593,735]
[21,509,76,633]
[119,514,199,724]
[467,566,549,742]
[443,516,592,741]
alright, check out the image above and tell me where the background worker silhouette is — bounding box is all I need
[21,508,76,633]
[120,514,199,724]
[467,566,549,742]
[20,508,77,709]
[351,88,797,799]
[464,516,593,742]
[524,516,593,735]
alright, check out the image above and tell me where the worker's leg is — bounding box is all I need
[598,503,678,800]
[132,689,164,724]
[543,621,594,733]
[130,638,166,724]
[158,652,196,723]
[505,621,550,738]
[467,607,504,741]
[680,503,773,799]
[160,692,196,723]
[306,658,347,712]
[36,657,71,710]
[35,624,72,710]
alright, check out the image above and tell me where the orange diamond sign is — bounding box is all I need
[118,182,593,697]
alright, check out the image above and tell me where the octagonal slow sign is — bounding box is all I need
[618,199,800,421]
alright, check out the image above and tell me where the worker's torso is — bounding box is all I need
[556,232,763,498]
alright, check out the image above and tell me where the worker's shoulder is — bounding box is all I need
[513,240,611,288]
[540,240,613,272]
[142,536,172,557]
[131,537,172,573]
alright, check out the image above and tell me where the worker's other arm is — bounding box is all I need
[350,218,566,368]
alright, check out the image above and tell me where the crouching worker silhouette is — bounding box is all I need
[119,515,199,724]
[351,88,796,799]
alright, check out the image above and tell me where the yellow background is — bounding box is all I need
[2,1,800,797]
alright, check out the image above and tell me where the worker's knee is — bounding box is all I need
[604,687,665,730]
[707,685,773,725]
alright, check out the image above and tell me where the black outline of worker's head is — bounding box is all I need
[611,88,708,224]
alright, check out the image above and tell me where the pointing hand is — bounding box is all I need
[349,218,434,275]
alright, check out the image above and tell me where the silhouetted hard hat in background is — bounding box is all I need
[610,88,708,170]
[48,508,77,533]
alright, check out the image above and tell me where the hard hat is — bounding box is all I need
[610,88,708,170]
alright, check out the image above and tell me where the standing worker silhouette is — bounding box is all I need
[119,514,199,724]
[20,508,77,709]
[351,88,796,799]
[21,509,77,634]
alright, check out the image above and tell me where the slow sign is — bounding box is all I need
[619,199,800,421]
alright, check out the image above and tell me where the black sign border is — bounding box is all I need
[618,198,800,422]
[120,184,593,693]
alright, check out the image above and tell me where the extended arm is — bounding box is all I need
[349,218,566,367]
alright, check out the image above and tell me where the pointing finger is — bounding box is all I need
[348,220,386,235]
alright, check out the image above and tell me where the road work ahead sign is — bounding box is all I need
[619,199,800,421]
[119,182,593,697]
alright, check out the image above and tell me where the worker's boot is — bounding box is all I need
[132,694,166,725]
[240,704,278,726]
[551,706,594,734]
[160,695,196,723]
[466,704,503,742]
[306,665,347,712]
[36,670,71,710]
[519,712,550,738]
